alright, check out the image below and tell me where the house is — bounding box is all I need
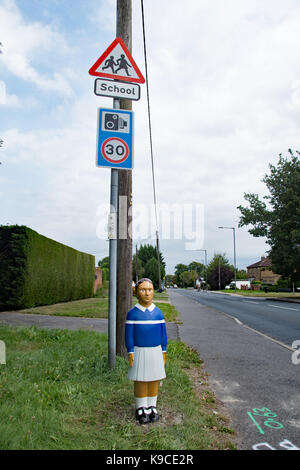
[247,256,281,284]
[94,267,103,294]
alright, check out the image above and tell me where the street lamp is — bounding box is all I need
[218,227,237,293]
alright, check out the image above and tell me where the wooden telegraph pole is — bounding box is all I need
[116,0,133,358]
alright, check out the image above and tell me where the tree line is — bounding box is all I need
[98,244,165,290]
[172,255,247,290]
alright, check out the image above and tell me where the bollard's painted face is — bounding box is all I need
[136,281,154,308]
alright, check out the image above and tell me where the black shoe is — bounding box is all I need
[135,407,150,424]
[148,406,159,422]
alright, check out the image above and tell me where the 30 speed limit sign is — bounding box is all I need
[101,137,129,164]
[96,107,134,169]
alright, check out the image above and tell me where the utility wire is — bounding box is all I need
[141,0,162,288]
[140,0,159,233]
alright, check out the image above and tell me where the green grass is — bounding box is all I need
[0,324,235,450]
[220,289,300,298]
[153,291,169,301]
[18,297,108,318]
[155,302,178,322]
[17,290,178,322]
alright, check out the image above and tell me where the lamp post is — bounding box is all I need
[218,227,237,293]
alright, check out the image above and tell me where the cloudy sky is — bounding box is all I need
[1,0,300,274]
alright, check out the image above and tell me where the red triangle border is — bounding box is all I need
[89,37,145,84]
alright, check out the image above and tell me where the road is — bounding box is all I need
[177,290,300,348]
[169,289,300,451]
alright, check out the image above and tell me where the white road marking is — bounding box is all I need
[243,301,259,304]
[267,304,299,311]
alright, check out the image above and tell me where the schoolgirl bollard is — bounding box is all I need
[125,278,167,424]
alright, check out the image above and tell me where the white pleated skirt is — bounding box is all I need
[128,345,166,382]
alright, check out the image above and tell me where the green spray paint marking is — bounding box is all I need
[247,412,265,434]
[247,408,284,434]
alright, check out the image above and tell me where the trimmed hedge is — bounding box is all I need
[0,225,95,310]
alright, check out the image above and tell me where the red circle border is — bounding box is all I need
[101,137,129,164]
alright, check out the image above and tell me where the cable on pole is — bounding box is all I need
[141,0,162,289]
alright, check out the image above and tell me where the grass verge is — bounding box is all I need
[16,291,178,322]
[220,290,300,298]
[0,325,236,450]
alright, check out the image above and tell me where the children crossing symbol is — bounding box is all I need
[89,37,145,84]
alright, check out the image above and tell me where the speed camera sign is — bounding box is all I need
[96,107,133,169]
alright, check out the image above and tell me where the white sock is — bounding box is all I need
[147,396,157,408]
[135,397,148,409]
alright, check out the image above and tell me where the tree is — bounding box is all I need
[207,253,232,278]
[180,270,198,288]
[132,253,144,282]
[165,274,176,286]
[98,256,109,269]
[98,256,109,281]
[238,150,300,283]
[208,266,234,290]
[206,253,234,290]
[134,244,165,287]
[236,269,248,280]
[174,263,188,286]
[144,257,160,288]
[188,261,206,277]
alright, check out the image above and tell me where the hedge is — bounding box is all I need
[0,225,95,310]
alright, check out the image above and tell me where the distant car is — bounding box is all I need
[225,280,251,290]
[173,284,178,288]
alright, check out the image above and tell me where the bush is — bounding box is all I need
[261,283,278,292]
[101,267,109,282]
[277,279,290,289]
[95,280,109,298]
[0,225,95,310]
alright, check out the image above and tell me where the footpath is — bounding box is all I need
[169,289,300,451]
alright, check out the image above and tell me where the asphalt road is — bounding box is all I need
[177,290,300,348]
[169,289,300,451]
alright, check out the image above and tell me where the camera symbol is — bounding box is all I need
[104,113,128,131]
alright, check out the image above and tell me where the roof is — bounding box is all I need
[247,257,272,269]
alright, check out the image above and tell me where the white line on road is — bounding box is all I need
[267,304,299,311]
[243,301,259,304]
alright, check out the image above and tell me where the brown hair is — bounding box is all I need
[135,278,153,291]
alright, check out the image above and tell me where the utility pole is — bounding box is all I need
[116,0,133,358]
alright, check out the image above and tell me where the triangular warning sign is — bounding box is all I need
[89,37,145,84]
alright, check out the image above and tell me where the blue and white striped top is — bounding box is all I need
[125,303,167,354]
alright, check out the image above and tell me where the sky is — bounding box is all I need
[1,0,300,274]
